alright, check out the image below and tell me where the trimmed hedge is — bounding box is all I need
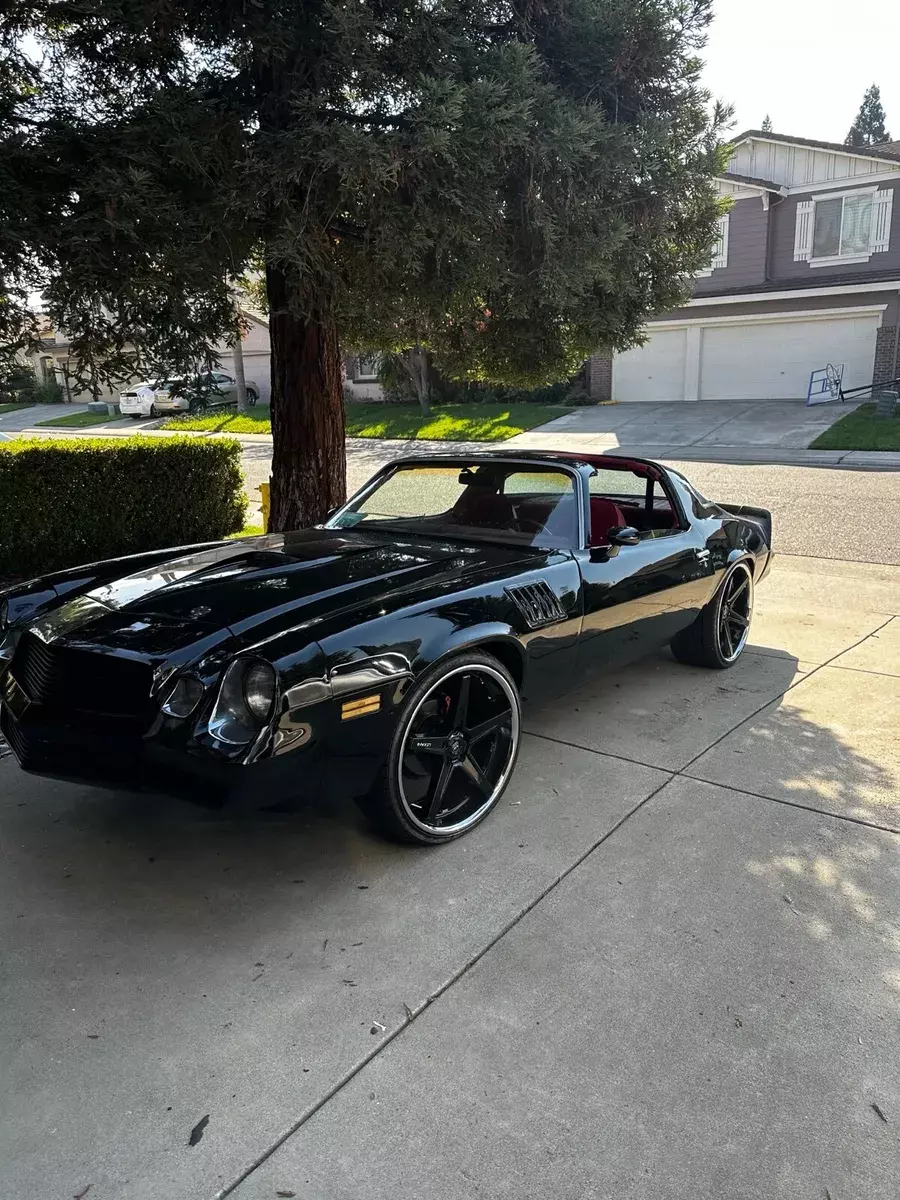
[0,436,246,577]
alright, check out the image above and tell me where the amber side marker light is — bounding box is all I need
[341,694,382,720]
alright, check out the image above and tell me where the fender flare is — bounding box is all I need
[414,622,527,689]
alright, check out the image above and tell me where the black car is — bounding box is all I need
[0,451,772,844]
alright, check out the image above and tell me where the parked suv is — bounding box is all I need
[119,371,259,417]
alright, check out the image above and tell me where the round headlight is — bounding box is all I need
[243,661,275,722]
[161,675,204,719]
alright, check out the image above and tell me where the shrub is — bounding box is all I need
[0,436,246,577]
[374,353,577,407]
[30,378,65,403]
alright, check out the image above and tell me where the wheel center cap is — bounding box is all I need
[447,732,467,762]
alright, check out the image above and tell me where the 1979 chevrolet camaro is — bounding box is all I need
[0,451,772,844]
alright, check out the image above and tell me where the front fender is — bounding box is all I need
[413,621,526,684]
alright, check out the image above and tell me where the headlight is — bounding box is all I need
[161,675,204,718]
[208,658,277,745]
[243,662,276,721]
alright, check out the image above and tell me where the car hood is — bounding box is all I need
[31,528,544,659]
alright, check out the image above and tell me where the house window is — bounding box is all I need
[812,194,872,259]
[696,214,730,277]
[795,187,893,266]
[353,354,379,381]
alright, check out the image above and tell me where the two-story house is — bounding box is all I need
[586,130,900,403]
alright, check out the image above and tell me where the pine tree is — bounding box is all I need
[1,1,728,529]
[761,114,773,132]
[845,84,891,147]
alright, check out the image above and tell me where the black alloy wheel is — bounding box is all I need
[670,559,755,670]
[716,562,753,663]
[366,651,522,844]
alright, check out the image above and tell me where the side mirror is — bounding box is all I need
[608,525,641,546]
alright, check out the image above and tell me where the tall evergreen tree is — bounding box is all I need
[1,1,727,528]
[761,114,773,132]
[845,84,891,147]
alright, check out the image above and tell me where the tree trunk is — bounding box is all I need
[266,262,346,531]
[404,346,431,415]
[232,311,248,413]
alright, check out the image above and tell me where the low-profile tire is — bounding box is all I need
[149,403,158,417]
[360,651,522,845]
[670,560,754,670]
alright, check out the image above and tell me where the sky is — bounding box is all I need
[702,0,900,144]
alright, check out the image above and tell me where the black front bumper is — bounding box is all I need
[0,701,324,808]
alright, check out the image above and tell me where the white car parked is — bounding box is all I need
[118,371,259,418]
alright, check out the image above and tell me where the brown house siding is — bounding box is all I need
[768,179,900,281]
[694,197,768,293]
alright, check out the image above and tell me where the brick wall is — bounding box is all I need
[873,326,900,385]
[587,353,613,401]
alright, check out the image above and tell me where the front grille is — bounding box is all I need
[1,705,34,765]
[1,704,141,776]
[505,582,567,629]
[11,631,153,721]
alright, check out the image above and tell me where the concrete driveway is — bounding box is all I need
[2,554,900,1200]
[509,399,860,458]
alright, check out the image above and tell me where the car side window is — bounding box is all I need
[588,468,680,543]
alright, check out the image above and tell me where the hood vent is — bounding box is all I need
[505,582,566,629]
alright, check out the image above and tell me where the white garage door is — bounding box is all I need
[699,313,880,401]
[612,310,881,402]
[613,328,687,402]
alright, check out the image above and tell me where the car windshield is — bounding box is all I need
[326,462,580,548]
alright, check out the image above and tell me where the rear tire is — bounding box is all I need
[359,651,522,845]
[671,560,754,670]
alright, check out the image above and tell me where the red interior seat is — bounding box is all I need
[452,489,514,528]
[589,497,626,544]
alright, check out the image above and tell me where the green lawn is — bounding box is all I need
[163,401,569,441]
[227,524,265,539]
[810,403,900,451]
[35,409,129,428]
[0,401,33,415]
[164,406,273,433]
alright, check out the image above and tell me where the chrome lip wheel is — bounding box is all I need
[717,564,753,663]
[398,664,520,835]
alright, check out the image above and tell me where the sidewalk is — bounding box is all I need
[15,420,900,471]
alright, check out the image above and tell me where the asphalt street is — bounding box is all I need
[240,440,900,565]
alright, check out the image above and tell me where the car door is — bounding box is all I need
[576,468,715,675]
[211,372,236,404]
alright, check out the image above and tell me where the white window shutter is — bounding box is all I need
[712,214,730,269]
[794,200,814,261]
[872,189,894,253]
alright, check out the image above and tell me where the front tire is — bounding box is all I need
[671,560,754,669]
[361,651,522,845]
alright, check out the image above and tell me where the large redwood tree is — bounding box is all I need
[1,0,727,529]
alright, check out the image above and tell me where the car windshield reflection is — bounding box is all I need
[327,463,580,549]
